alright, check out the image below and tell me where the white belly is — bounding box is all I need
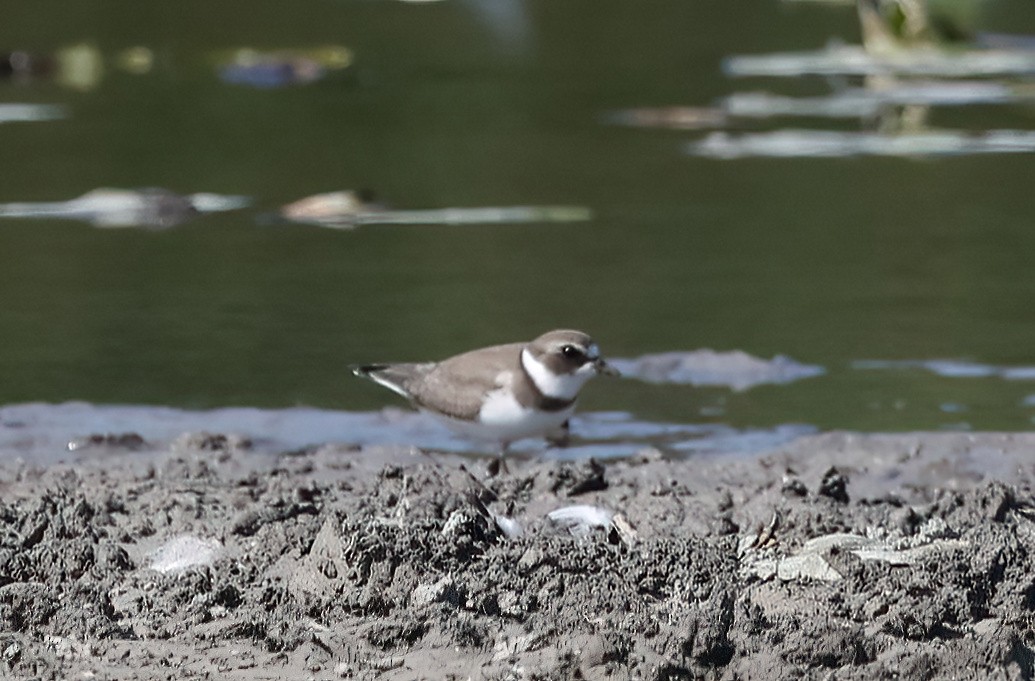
[426,389,573,446]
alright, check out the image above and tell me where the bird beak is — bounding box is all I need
[594,357,620,377]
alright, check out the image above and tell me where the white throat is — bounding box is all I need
[521,348,595,400]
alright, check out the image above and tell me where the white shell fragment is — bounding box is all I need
[547,505,614,538]
[148,535,222,575]
[741,528,969,582]
[492,513,524,539]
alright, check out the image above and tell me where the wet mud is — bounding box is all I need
[1,432,1034,679]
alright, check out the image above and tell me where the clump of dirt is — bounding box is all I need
[1,432,1034,679]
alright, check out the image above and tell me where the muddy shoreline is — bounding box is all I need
[1,431,1034,679]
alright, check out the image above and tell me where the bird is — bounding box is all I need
[352,329,618,473]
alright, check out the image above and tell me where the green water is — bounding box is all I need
[3,0,1035,433]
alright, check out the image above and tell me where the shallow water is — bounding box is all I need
[4,1,1035,451]
[0,402,815,464]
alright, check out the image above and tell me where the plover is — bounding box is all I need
[353,329,618,471]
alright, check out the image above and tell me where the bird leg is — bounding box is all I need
[486,442,511,477]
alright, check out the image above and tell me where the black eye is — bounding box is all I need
[561,344,583,359]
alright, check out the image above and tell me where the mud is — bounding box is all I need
[1,431,1034,679]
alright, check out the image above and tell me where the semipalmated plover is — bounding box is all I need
[353,330,618,470]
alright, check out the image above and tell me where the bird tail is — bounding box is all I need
[350,364,414,400]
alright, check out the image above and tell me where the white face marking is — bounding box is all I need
[586,343,600,360]
[521,348,595,400]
